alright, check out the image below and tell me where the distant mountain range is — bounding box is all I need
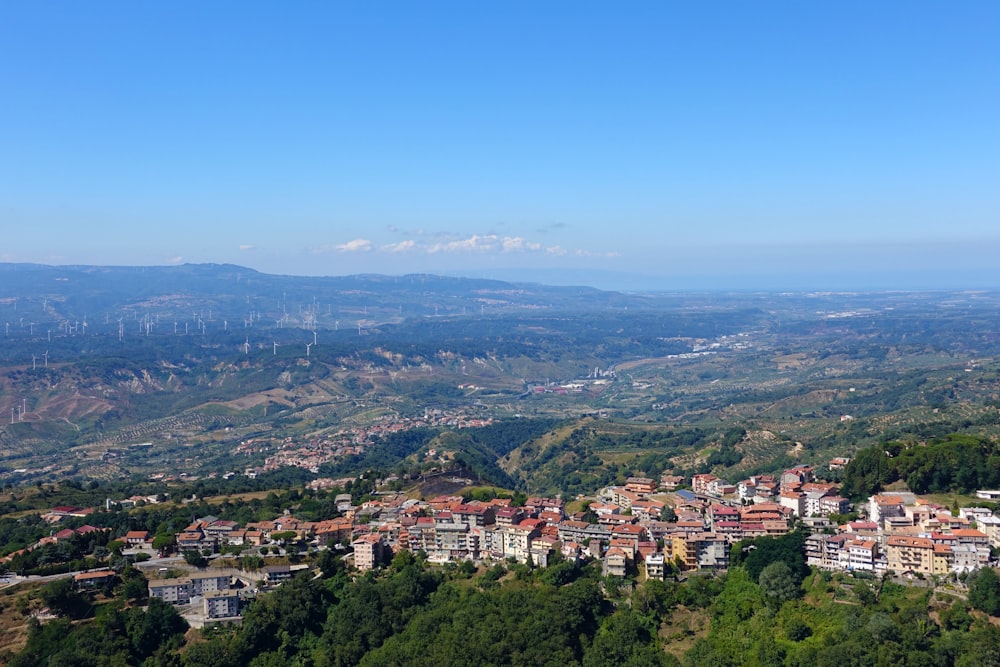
[0,262,667,326]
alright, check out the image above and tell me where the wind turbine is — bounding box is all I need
[43,351,48,368]
[313,330,318,346]
[273,341,280,355]
[31,354,36,370]
[305,343,312,357]
[243,338,250,355]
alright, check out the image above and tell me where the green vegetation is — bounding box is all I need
[11,550,1000,666]
[842,434,1000,499]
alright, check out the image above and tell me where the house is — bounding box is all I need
[738,480,757,502]
[886,536,934,574]
[149,578,193,604]
[610,488,643,512]
[529,535,560,567]
[691,474,718,496]
[818,496,851,516]
[495,524,539,563]
[974,515,1000,548]
[630,499,664,522]
[190,573,232,595]
[603,547,628,577]
[124,530,152,548]
[933,544,953,575]
[778,491,805,517]
[660,475,685,490]
[845,538,879,572]
[869,495,906,525]
[451,504,495,527]
[645,553,666,580]
[708,479,736,496]
[692,534,729,570]
[829,457,851,470]
[781,465,815,487]
[952,544,980,573]
[177,530,207,551]
[524,497,564,518]
[74,570,116,588]
[625,477,657,495]
[204,589,241,619]
[494,507,524,526]
[262,565,294,585]
[352,533,389,572]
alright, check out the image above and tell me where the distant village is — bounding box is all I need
[227,410,494,476]
[9,453,1000,627]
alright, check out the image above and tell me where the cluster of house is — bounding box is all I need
[131,468,844,584]
[694,465,851,518]
[0,522,107,565]
[232,411,496,474]
[145,563,311,622]
[148,572,243,621]
[124,512,357,554]
[806,492,1000,576]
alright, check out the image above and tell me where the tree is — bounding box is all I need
[182,550,206,568]
[152,533,176,554]
[968,567,1000,616]
[583,609,674,667]
[39,578,90,619]
[758,561,799,605]
[126,598,188,661]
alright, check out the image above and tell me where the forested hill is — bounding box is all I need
[12,536,1000,666]
[841,433,1000,499]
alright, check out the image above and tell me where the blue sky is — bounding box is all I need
[2,2,999,289]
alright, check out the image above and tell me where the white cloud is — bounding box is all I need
[383,240,416,253]
[166,256,184,264]
[238,244,255,251]
[502,236,542,253]
[573,248,622,258]
[336,238,374,253]
[545,245,568,256]
[428,234,500,253]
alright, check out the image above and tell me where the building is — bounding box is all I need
[124,530,152,548]
[190,573,232,596]
[603,547,628,577]
[352,533,389,571]
[691,474,718,496]
[262,565,294,585]
[845,538,879,572]
[74,570,116,589]
[869,495,906,525]
[645,553,666,580]
[886,536,934,575]
[625,477,657,495]
[204,589,241,619]
[149,578,193,605]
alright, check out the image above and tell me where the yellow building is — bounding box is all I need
[886,535,934,574]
